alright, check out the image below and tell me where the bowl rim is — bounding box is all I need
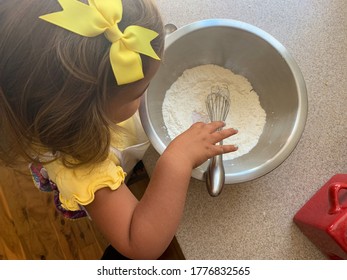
[140,19,308,184]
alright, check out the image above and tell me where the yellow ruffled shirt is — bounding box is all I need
[43,114,147,212]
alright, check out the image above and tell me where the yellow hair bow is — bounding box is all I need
[39,0,160,85]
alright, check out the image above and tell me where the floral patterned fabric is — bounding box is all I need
[29,163,87,219]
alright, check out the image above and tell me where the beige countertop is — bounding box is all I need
[143,0,347,259]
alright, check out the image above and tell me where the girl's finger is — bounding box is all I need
[213,144,238,155]
[205,121,226,132]
[211,127,238,143]
[222,144,238,153]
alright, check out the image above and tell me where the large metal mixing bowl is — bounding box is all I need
[140,19,308,184]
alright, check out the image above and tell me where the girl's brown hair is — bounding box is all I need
[0,0,164,167]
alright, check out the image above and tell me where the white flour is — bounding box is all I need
[162,64,266,160]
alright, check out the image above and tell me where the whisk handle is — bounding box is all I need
[206,152,225,197]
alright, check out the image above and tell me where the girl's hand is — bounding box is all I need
[164,121,238,169]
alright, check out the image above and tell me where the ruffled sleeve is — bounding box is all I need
[44,156,126,211]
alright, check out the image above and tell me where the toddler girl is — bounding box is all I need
[0,0,238,259]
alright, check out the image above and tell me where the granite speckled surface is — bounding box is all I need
[143,0,347,259]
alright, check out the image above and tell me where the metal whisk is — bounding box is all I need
[205,84,231,197]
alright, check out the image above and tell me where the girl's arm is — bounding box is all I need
[85,121,238,259]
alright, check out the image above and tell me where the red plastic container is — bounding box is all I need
[293,174,347,259]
